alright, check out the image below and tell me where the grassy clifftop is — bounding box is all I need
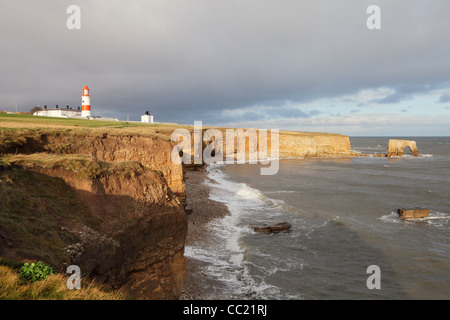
[0,112,347,138]
[0,113,189,139]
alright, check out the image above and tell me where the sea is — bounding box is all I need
[184,137,450,300]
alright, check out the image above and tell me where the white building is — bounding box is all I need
[34,85,92,119]
[34,107,81,118]
[141,111,154,123]
[33,106,119,122]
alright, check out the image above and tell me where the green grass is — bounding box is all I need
[0,257,24,271]
[0,264,123,300]
[0,113,193,143]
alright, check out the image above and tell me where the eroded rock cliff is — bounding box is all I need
[181,128,353,161]
[0,129,187,299]
[0,130,185,201]
[31,163,187,299]
[279,132,352,158]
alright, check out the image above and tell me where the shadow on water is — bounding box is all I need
[241,215,410,300]
[220,163,409,299]
[292,218,409,300]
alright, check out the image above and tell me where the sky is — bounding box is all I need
[1,0,449,136]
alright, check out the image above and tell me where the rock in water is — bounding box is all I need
[397,208,430,220]
[252,221,291,233]
[387,139,419,157]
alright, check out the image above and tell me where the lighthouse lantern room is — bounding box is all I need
[81,85,91,118]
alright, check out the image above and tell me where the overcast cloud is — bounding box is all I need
[1,0,449,135]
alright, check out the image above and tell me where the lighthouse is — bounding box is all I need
[81,85,91,118]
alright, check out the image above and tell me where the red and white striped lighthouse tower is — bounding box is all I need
[81,85,91,118]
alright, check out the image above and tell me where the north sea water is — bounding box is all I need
[185,137,450,299]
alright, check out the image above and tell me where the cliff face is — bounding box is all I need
[0,129,187,299]
[31,164,187,299]
[193,128,353,160]
[14,132,184,199]
[279,132,352,158]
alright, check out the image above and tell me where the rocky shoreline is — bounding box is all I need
[179,166,231,300]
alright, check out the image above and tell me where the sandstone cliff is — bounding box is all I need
[0,129,187,299]
[279,131,352,158]
[32,163,186,299]
[185,128,353,160]
[0,129,185,202]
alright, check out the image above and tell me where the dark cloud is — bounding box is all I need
[209,106,310,125]
[1,0,450,125]
[309,109,322,116]
[372,91,411,104]
[438,94,450,103]
[371,84,440,104]
[242,112,266,121]
[274,107,310,119]
[350,109,361,113]
[230,111,266,122]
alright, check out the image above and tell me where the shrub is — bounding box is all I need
[19,261,54,283]
[30,106,42,114]
[1,265,123,300]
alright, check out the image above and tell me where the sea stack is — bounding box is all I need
[387,139,419,157]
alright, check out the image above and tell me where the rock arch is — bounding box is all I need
[387,139,419,157]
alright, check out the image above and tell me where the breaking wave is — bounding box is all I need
[184,164,302,299]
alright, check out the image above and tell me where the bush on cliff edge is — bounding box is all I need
[0,263,123,300]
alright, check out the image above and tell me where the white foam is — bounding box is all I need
[229,253,244,267]
[380,211,450,228]
[380,212,403,224]
[400,154,434,159]
[265,190,299,194]
[226,232,244,254]
[205,166,263,203]
[236,185,263,200]
[206,165,285,212]
[184,164,304,299]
